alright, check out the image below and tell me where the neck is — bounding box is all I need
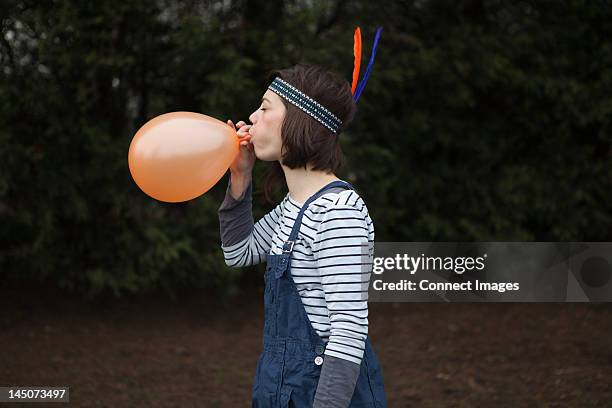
[281,163,340,204]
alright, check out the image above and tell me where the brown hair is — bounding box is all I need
[261,64,357,203]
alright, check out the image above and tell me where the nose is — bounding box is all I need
[249,110,258,124]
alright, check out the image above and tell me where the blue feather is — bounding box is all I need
[354,26,383,103]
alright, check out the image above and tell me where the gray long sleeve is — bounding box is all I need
[313,355,361,408]
[218,177,254,247]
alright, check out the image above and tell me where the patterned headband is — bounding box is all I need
[267,26,383,135]
[268,77,342,134]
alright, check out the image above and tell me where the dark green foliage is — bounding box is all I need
[1,0,610,298]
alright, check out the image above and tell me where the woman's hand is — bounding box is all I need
[227,119,255,176]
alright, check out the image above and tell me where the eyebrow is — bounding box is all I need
[261,97,271,104]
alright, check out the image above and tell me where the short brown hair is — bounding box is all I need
[262,64,357,203]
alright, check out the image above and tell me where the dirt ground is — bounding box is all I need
[0,283,610,408]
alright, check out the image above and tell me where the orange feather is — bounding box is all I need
[351,27,362,95]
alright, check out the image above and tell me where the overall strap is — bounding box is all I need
[275,180,355,279]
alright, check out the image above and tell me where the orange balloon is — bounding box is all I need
[128,112,239,203]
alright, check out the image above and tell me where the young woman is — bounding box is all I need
[218,64,387,407]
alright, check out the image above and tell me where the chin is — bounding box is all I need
[258,155,275,162]
[254,147,280,162]
[254,149,269,161]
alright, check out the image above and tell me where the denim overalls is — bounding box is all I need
[251,180,388,407]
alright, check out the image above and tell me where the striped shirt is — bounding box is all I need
[221,186,374,365]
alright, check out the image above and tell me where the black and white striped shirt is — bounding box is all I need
[221,184,374,365]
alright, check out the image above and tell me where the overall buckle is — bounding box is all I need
[282,240,295,253]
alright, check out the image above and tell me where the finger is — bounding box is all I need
[236,121,246,127]
[227,120,236,130]
[240,124,252,133]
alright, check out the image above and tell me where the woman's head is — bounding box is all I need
[249,64,357,201]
